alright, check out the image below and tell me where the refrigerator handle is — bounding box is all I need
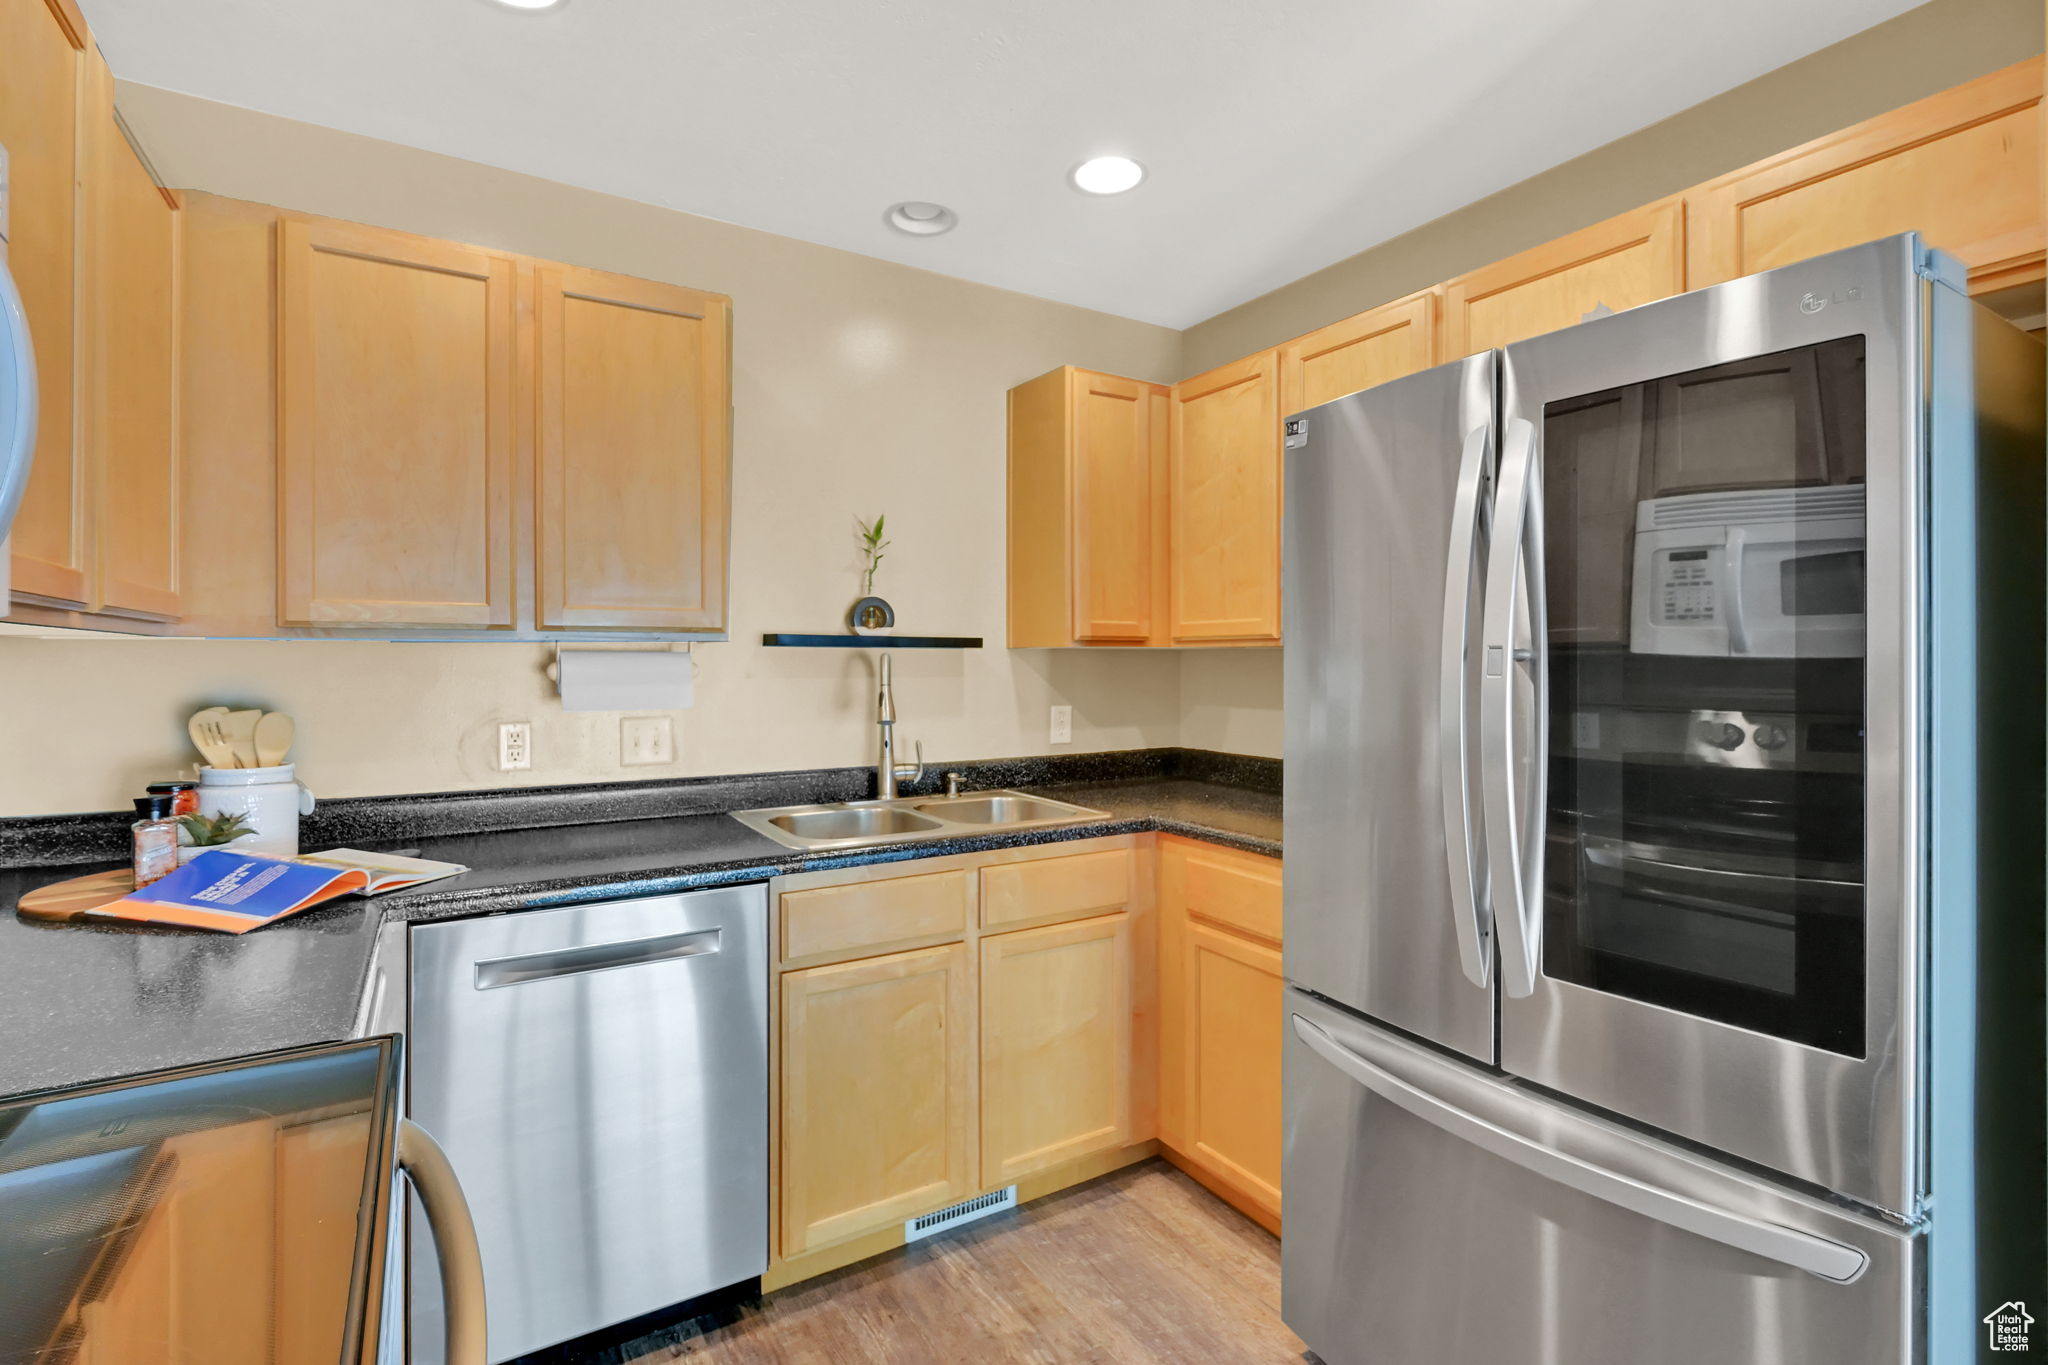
[1289,1015,1870,1284]
[1478,416,1547,998]
[1438,423,1493,988]
[398,1118,489,1365]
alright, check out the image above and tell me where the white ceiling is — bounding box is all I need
[83,0,1916,328]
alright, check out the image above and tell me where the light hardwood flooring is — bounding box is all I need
[599,1160,1309,1364]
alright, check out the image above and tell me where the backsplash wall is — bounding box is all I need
[0,88,1184,818]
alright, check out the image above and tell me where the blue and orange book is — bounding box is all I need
[99,848,467,933]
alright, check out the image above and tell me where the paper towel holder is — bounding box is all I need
[545,642,693,691]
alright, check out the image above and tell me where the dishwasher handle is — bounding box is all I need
[472,928,723,990]
[397,1118,487,1365]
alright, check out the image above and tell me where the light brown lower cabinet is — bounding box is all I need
[777,943,976,1259]
[980,912,1134,1185]
[1158,835,1284,1233]
[769,838,1153,1287]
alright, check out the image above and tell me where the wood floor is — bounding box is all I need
[599,1160,1309,1364]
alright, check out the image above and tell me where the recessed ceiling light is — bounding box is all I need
[885,201,959,236]
[491,0,563,9]
[1071,156,1145,195]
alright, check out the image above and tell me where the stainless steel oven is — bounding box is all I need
[1490,239,1916,1214]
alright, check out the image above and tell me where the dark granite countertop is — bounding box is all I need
[0,766,1279,1100]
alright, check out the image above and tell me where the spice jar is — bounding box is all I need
[131,795,180,888]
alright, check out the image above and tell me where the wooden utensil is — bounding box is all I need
[254,712,296,767]
[188,707,236,769]
[18,869,136,923]
[219,710,263,769]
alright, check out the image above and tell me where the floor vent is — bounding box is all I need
[905,1186,1017,1243]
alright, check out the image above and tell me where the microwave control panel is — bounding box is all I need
[1656,548,1720,624]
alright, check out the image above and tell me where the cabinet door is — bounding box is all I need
[535,264,731,631]
[1444,200,1684,359]
[1279,288,1439,415]
[1169,351,1281,642]
[1,0,85,605]
[980,912,1133,1185]
[277,216,516,627]
[1070,370,1161,643]
[89,91,180,619]
[1688,58,2043,297]
[780,944,974,1256]
[1181,921,1284,1227]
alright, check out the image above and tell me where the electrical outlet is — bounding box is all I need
[497,722,531,771]
[621,715,676,767]
[1048,704,1073,745]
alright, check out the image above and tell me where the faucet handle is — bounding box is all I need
[895,740,925,788]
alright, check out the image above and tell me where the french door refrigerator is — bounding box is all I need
[1281,234,2044,1365]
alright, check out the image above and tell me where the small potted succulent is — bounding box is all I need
[176,810,257,864]
[848,513,896,635]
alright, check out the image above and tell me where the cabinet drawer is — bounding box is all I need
[980,849,1135,932]
[779,869,970,966]
[1179,844,1281,945]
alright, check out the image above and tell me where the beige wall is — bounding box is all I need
[1182,0,2045,373]
[0,86,1184,817]
[1174,0,2042,756]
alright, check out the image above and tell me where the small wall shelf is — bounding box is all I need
[762,633,983,649]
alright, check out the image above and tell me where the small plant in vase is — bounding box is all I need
[177,810,256,863]
[849,513,897,635]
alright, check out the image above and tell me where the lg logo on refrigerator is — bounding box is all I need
[1799,285,1863,315]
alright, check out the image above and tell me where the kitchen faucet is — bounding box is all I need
[875,653,924,799]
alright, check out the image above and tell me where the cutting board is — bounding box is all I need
[17,869,136,923]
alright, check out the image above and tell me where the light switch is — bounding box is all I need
[621,715,676,766]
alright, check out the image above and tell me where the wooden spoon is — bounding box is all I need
[219,710,264,769]
[188,707,236,769]
[254,712,296,768]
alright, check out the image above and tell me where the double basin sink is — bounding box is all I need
[731,790,1111,852]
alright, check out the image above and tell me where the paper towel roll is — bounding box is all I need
[555,649,695,713]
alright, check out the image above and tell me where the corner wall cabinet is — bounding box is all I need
[2,9,182,626]
[1169,351,1283,644]
[1006,367,1170,647]
[1007,58,2044,652]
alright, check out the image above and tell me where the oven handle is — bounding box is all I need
[1438,423,1493,988]
[1479,416,1546,999]
[1582,835,1862,895]
[1291,1015,1870,1284]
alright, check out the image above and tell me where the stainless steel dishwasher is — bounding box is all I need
[406,884,768,1363]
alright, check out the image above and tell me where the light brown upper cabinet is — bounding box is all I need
[1688,58,2043,298]
[1444,199,1685,359]
[1279,288,1441,416]
[277,216,518,628]
[1169,350,1282,643]
[535,265,731,631]
[86,68,181,621]
[1006,366,1169,647]
[2,0,85,606]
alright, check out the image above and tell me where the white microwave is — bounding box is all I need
[1629,485,1865,658]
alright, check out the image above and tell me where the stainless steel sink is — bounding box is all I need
[732,789,1110,852]
[765,806,945,842]
[912,794,1080,825]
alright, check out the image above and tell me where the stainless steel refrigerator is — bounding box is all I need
[1281,234,2044,1365]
